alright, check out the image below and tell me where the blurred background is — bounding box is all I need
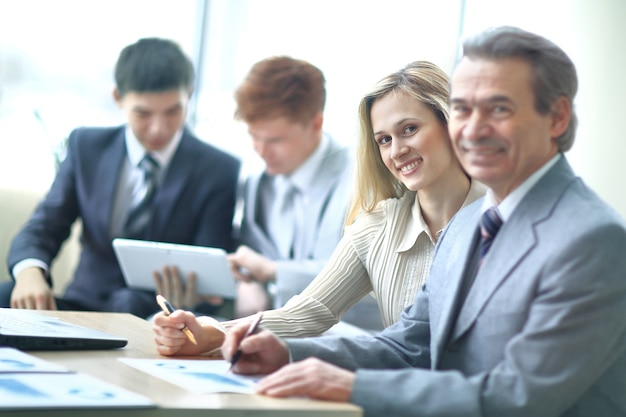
[1,0,625,215]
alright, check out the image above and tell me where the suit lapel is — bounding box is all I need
[450,218,536,341]
[95,130,126,240]
[446,157,576,344]
[299,138,348,256]
[246,173,281,258]
[431,205,482,364]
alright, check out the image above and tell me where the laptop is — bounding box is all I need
[0,308,127,350]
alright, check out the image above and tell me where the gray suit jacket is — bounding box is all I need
[237,135,383,330]
[289,157,626,416]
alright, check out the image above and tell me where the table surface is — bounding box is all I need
[9,310,362,417]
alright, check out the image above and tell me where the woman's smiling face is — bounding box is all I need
[371,90,456,193]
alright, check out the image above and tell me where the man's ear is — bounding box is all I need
[113,87,122,106]
[550,96,571,139]
[311,111,323,132]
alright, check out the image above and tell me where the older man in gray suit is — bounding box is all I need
[222,27,626,417]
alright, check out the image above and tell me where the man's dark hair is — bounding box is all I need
[114,38,194,97]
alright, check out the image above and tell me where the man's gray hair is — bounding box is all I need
[460,26,578,152]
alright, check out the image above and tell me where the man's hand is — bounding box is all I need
[221,319,290,376]
[227,245,277,283]
[153,266,223,310]
[11,267,57,310]
[256,358,355,402]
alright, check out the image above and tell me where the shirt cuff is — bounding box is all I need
[12,259,49,278]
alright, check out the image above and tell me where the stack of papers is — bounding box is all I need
[0,348,154,410]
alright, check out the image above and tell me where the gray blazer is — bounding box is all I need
[289,156,626,417]
[237,135,382,330]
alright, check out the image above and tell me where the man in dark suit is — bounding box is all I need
[221,27,626,416]
[0,38,240,318]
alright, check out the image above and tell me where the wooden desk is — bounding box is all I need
[14,311,362,417]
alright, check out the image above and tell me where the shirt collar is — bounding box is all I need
[278,133,329,192]
[124,126,183,169]
[482,153,561,221]
[397,179,487,252]
[398,193,427,252]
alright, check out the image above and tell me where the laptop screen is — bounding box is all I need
[0,309,127,350]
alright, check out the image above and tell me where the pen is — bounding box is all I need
[228,312,263,372]
[156,294,198,345]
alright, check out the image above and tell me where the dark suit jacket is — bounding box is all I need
[8,125,240,312]
[289,157,626,417]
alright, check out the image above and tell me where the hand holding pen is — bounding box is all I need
[228,312,263,372]
[156,294,198,345]
[222,313,292,377]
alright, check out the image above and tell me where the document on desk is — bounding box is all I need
[0,347,69,373]
[119,358,259,394]
[0,348,154,409]
[0,373,155,409]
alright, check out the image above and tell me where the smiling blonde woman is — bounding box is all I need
[153,61,486,356]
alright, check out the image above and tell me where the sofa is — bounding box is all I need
[0,186,80,296]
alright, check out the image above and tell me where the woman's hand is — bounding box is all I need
[153,310,224,356]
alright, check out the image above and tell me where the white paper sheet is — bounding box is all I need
[0,347,69,373]
[0,348,153,409]
[119,358,260,394]
[0,373,154,409]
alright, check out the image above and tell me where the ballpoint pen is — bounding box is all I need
[227,312,263,373]
[156,294,198,345]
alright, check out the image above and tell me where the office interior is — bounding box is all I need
[1,0,625,290]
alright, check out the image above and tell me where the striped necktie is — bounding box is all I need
[452,206,504,324]
[478,206,503,265]
[124,154,159,238]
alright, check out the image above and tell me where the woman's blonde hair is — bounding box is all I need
[345,61,451,225]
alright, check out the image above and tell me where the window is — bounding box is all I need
[0,0,200,190]
[194,0,463,175]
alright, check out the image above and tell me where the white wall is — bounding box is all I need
[0,0,199,192]
[2,0,625,217]
[194,0,626,217]
[194,0,465,177]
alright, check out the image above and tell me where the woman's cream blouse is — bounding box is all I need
[228,180,486,337]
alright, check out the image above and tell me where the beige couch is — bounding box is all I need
[0,187,80,296]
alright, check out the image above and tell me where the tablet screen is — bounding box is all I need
[112,239,237,298]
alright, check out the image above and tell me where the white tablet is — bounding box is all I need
[112,238,237,298]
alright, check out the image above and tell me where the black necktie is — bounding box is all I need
[124,154,159,238]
